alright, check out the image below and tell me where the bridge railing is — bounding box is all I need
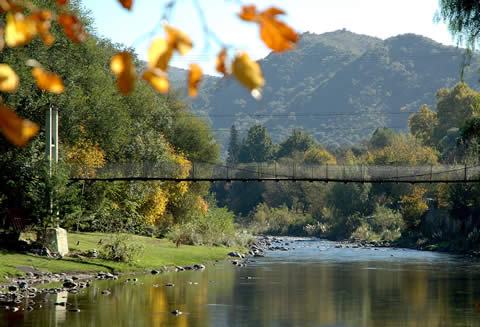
[70,162,480,183]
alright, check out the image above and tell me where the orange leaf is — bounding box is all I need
[56,0,68,5]
[142,69,169,93]
[0,104,39,147]
[165,25,192,55]
[232,52,264,91]
[238,5,258,22]
[259,17,298,52]
[188,64,202,97]
[216,48,228,76]
[32,67,64,94]
[110,51,136,95]
[58,13,87,42]
[5,12,37,47]
[30,10,55,46]
[147,38,173,70]
[118,0,133,10]
[0,64,19,92]
[0,0,23,13]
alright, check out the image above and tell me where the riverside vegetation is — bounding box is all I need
[1,0,480,283]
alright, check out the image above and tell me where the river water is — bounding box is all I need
[3,238,480,327]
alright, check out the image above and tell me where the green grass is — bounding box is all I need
[0,232,244,283]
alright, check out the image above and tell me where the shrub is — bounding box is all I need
[100,234,144,263]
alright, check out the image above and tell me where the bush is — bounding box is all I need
[167,205,251,247]
[248,203,314,236]
[100,234,144,263]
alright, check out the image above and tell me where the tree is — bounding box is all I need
[303,147,336,165]
[227,125,241,165]
[276,129,315,159]
[238,125,276,163]
[438,0,480,49]
[408,104,438,146]
[434,82,480,141]
[369,128,400,150]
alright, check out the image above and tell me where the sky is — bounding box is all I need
[81,0,456,75]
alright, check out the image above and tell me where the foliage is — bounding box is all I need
[303,147,336,165]
[100,233,145,263]
[65,127,106,178]
[437,0,480,49]
[408,104,439,146]
[238,125,276,163]
[248,203,313,235]
[400,186,429,232]
[369,128,400,150]
[370,134,438,165]
[227,124,240,164]
[167,202,249,247]
[276,129,316,159]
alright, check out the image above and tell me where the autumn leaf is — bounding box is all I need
[5,12,37,47]
[238,5,298,52]
[118,0,133,10]
[188,64,202,97]
[110,51,136,95]
[232,52,264,91]
[55,0,68,5]
[0,64,19,92]
[238,5,257,22]
[58,13,87,42]
[142,68,169,93]
[147,38,173,71]
[30,10,55,46]
[216,48,228,76]
[0,104,39,147]
[259,7,298,52]
[32,67,64,94]
[165,25,192,55]
[0,0,23,13]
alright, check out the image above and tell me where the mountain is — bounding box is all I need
[169,30,480,153]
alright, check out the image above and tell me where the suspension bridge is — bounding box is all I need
[69,162,480,184]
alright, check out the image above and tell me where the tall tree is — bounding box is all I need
[438,0,480,49]
[434,82,480,141]
[408,104,439,146]
[276,129,316,159]
[227,125,241,164]
[238,125,276,163]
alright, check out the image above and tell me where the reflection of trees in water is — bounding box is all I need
[225,262,478,326]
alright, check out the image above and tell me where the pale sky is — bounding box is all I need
[81,0,455,75]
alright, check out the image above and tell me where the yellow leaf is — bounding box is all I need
[118,0,133,10]
[142,69,169,93]
[0,104,39,147]
[232,52,264,91]
[110,51,136,95]
[165,25,192,55]
[5,12,37,47]
[0,64,19,92]
[147,38,173,70]
[216,48,228,76]
[32,67,64,94]
[188,64,202,97]
[238,5,258,22]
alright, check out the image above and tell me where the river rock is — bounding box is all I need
[193,264,205,270]
[101,290,111,295]
[8,285,18,292]
[171,309,182,315]
[165,283,175,287]
[228,252,243,258]
[175,266,185,272]
[151,270,160,275]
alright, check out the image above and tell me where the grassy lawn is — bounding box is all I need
[0,232,243,283]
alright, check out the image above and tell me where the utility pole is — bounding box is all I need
[45,105,59,174]
[45,105,59,226]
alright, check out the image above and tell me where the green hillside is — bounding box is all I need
[170,30,480,153]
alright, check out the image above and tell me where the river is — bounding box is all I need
[2,238,480,326]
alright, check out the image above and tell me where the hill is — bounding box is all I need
[170,30,480,153]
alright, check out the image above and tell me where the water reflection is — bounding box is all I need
[2,239,480,326]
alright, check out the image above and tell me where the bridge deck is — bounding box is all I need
[70,163,480,183]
